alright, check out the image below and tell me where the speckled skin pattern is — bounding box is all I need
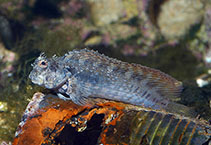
[29,49,183,111]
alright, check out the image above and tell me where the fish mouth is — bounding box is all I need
[30,76,44,86]
[29,71,45,86]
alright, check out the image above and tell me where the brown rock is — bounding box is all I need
[13,92,210,145]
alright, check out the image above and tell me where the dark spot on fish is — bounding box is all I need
[146,82,157,89]
[141,91,147,98]
[97,63,104,68]
[132,72,144,82]
[161,101,167,106]
[111,66,121,73]
[65,66,76,75]
[49,62,58,72]
[152,98,156,103]
[156,89,165,97]
[145,94,151,99]
[133,86,140,94]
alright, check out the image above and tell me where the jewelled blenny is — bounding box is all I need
[29,49,193,116]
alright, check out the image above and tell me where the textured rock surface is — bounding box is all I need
[158,0,204,39]
[13,92,211,145]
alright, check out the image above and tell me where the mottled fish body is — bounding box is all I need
[29,49,192,116]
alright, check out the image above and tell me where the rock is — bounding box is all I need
[0,16,14,50]
[87,0,124,26]
[0,102,8,112]
[157,0,204,39]
[13,92,211,145]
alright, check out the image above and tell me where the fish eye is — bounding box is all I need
[38,60,48,68]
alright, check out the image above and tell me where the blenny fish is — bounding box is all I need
[29,49,193,116]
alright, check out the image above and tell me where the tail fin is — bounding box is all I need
[139,65,183,100]
[165,102,196,118]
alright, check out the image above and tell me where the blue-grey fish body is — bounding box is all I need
[29,49,194,116]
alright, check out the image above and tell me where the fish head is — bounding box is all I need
[29,53,71,89]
